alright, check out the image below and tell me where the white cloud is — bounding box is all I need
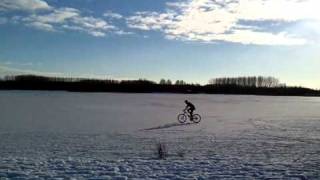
[23,7,79,24]
[0,0,51,11]
[88,31,105,37]
[114,30,134,35]
[194,30,307,45]
[235,0,320,21]
[103,11,123,19]
[128,12,176,30]
[26,21,55,31]
[127,0,320,45]
[4,61,34,66]
[20,7,115,37]
[71,16,114,31]
[1,0,121,37]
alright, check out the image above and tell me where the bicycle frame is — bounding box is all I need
[183,109,193,118]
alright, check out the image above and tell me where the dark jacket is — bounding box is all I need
[185,101,195,110]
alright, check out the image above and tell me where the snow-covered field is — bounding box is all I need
[1,91,320,179]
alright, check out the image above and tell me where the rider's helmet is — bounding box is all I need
[185,100,188,103]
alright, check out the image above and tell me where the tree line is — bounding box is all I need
[209,76,284,88]
[0,74,319,96]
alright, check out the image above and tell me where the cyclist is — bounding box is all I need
[184,100,195,118]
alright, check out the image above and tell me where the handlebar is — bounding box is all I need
[182,108,189,113]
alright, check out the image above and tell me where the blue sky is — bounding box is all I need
[0,0,320,88]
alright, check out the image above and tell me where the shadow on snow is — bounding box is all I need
[142,122,197,131]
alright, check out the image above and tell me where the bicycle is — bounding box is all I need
[177,109,201,123]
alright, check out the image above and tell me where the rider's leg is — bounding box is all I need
[189,109,194,120]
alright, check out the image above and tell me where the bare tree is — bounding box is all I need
[209,76,280,88]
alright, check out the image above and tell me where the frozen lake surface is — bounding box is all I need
[1,91,320,179]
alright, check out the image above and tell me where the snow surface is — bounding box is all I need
[0,91,320,179]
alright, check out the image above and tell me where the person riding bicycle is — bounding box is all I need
[184,100,195,118]
[178,100,201,123]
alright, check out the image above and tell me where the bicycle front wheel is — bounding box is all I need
[177,114,187,123]
[192,114,201,123]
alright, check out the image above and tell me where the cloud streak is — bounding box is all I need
[0,17,7,24]
[0,0,51,11]
[103,11,123,19]
[20,7,116,37]
[1,0,122,37]
[0,64,64,77]
[127,0,320,45]
[0,64,133,81]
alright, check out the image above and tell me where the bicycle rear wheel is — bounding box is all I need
[192,114,201,123]
[177,114,187,123]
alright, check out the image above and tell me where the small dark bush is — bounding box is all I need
[156,142,167,160]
